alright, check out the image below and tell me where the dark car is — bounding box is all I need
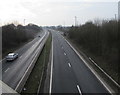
[6,53,18,61]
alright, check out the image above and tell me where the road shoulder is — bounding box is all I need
[63,35,116,94]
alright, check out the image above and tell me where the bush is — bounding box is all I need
[2,23,41,55]
[68,20,119,80]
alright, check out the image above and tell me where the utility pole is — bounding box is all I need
[75,16,77,26]
[24,19,25,26]
[118,1,120,20]
[64,21,65,28]
[115,14,117,20]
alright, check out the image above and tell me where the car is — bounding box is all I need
[6,53,18,61]
[38,36,41,37]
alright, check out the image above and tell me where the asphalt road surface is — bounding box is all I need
[2,29,49,90]
[51,30,110,94]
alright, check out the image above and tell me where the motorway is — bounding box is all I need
[2,29,49,92]
[51,30,110,94]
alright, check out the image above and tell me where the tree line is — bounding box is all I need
[2,23,42,55]
[67,20,119,81]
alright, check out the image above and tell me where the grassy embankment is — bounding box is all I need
[65,38,119,92]
[66,20,119,84]
[2,23,41,57]
[21,33,52,94]
[63,20,119,92]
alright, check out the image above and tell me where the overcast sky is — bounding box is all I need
[0,0,119,26]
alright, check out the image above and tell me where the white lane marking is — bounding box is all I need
[24,56,28,59]
[19,56,22,59]
[89,57,95,63]
[77,85,82,95]
[89,57,120,88]
[32,44,35,48]
[64,52,66,55]
[49,37,53,95]
[62,46,63,49]
[63,37,113,94]
[88,57,91,60]
[0,30,45,64]
[0,58,5,63]
[15,50,38,91]
[5,68,10,73]
[68,63,71,67]
[15,31,47,91]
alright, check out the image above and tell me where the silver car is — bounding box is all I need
[6,53,18,61]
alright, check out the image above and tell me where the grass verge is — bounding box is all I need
[2,31,41,58]
[21,33,52,94]
[64,36,119,93]
[2,38,33,57]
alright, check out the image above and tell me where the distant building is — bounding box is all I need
[118,1,120,20]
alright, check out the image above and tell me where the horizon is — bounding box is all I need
[0,0,119,26]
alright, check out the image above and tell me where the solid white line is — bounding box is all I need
[15,48,38,91]
[89,57,120,88]
[63,37,113,94]
[15,31,47,91]
[68,63,71,67]
[19,56,22,59]
[64,52,66,55]
[5,68,10,73]
[24,56,28,59]
[19,32,46,61]
[0,58,5,63]
[32,45,35,47]
[77,85,82,95]
[49,38,53,95]
[0,60,2,63]
[89,57,96,64]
